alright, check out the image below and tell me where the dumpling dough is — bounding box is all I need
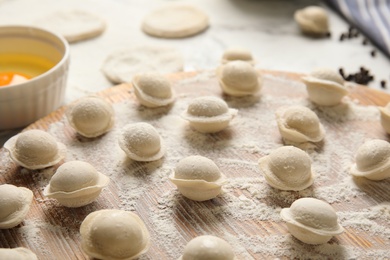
[132,72,175,108]
[221,47,255,65]
[350,139,390,180]
[294,6,329,36]
[43,161,110,207]
[0,184,33,229]
[302,68,348,106]
[275,105,325,144]
[218,60,261,96]
[258,146,314,191]
[34,9,106,43]
[280,197,344,244]
[118,122,165,162]
[80,209,150,260]
[181,96,238,133]
[180,235,236,260]
[66,95,115,138]
[169,155,226,201]
[0,247,38,260]
[102,45,184,84]
[4,129,66,170]
[142,4,209,38]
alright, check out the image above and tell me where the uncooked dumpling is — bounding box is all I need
[180,235,236,260]
[0,184,33,229]
[0,247,38,260]
[350,139,390,180]
[302,68,348,106]
[3,129,67,170]
[379,102,390,134]
[259,146,314,191]
[294,6,329,36]
[43,161,110,207]
[169,155,226,201]
[181,96,238,133]
[218,60,261,96]
[80,209,150,260]
[141,4,209,38]
[132,72,175,108]
[280,197,344,244]
[118,122,165,162]
[221,47,254,65]
[275,105,325,144]
[66,95,115,138]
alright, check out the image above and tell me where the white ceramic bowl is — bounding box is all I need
[0,25,70,130]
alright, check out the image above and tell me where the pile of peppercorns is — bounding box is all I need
[337,26,387,89]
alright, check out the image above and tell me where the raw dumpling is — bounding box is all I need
[275,105,325,144]
[132,72,175,107]
[350,139,390,180]
[43,161,110,207]
[280,197,344,244]
[379,102,390,134]
[0,247,38,260]
[80,209,150,260]
[258,146,314,191]
[0,184,33,229]
[302,68,348,106]
[181,96,237,133]
[221,47,254,65]
[118,122,165,162]
[66,95,115,138]
[294,6,329,36]
[180,235,236,260]
[169,155,226,201]
[3,129,67,170]
[218,60,261,96]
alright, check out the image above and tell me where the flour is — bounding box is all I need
[2,72,390,259]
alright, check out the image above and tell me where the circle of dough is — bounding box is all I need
[118,122,165,161]
[259,146,314,191]
[3,129,66,170]
[34,9,106,43]
[181,235,236,260]
[175,155,221,181]
[80,209,150,260]
[102,46,184,84]
[67,96,115,138]
[0,184,33,229]
[142,4,209,38]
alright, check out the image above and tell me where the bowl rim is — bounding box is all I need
[0,25,70,91]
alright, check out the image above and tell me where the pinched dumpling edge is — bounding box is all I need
[3,133,67,170]
[80,209,150,260]
[221,47,255,65]
[66,95,115,138]
[0,185,33,229]
[132,74,176,108]
[275,106,325,143]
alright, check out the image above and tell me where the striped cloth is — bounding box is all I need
[325,0,390,57]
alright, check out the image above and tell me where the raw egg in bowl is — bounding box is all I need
[0,25,70,130]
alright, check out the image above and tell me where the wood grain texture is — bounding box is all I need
[1,70,390,260]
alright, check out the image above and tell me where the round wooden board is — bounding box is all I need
[1,70,390,260]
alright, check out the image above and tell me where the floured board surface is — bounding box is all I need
[1,70,390,259]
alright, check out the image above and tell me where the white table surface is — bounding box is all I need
[1,0,389,145]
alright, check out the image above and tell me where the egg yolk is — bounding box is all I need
[0,72,31,87]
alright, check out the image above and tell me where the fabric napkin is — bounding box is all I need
[325,0,390,57]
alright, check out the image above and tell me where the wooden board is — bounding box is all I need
[1,70,390,259]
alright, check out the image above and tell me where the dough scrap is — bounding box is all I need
[102,46,184,84]
[34,9,106,43]
[142,4,209,38]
